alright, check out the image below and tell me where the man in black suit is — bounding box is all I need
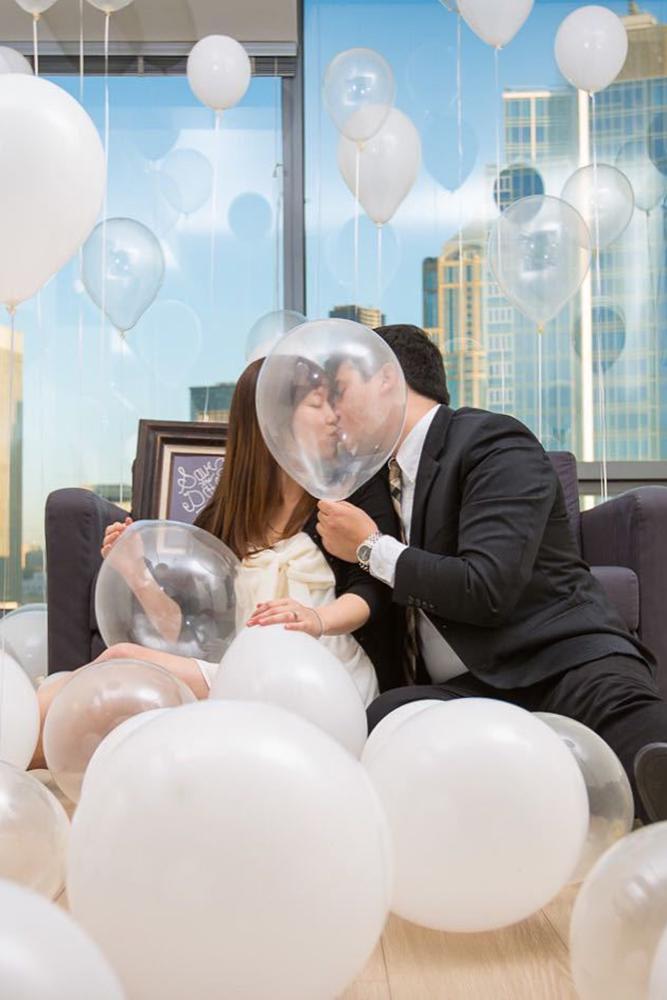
[317,324,667,823]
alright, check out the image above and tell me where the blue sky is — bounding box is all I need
[16,0,667,542]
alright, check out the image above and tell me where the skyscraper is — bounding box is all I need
[328,305,385,328]
[0,326,23,609]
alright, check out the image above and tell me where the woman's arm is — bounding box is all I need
[246,593,370,638]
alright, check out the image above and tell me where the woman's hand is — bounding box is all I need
[246,599,325,639]
[101,517,133,559]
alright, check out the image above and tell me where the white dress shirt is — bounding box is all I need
[369,405,468,682]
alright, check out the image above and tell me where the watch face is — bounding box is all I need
[358,543,372,562]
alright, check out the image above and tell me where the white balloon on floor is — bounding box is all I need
[0,603,48,685]
[211,625,368,757]
[0,761,69,900]
[364,698,588,931]
[0,879,124,1000]
[535,713,634,883]
[80,707,167,799]
[68,700,392,1000]
[0,650,39,770]
[0,74,105,308]
[571,823,667,1000]
[649,924,667,1000]
[362,699,443,768]
[187,35,251,112]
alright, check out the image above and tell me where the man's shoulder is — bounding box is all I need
[449,406,538,444]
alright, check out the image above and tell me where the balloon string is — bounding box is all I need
[273,68,282,313]
[79,0,84,101]
[118,330,125,506]
[537,324,543,443]
[590,92,607,502]
[376,223,383,315]
[0,307,13,750]
[209,110,222,305]
[494,44,506,412]
[32,15,39,76]
[78,0,85,494]
[354,144,361,309]
[101,12,110,451]
[456,12,464,349]
[37,292,47,604]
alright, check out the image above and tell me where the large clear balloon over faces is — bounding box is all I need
[256,319,406,501]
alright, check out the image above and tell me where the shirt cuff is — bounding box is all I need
[369,534,406,587]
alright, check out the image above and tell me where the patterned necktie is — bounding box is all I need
[388,458,418,683]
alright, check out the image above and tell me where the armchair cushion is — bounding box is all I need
[590,565,639,634]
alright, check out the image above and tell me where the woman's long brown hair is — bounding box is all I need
[195,359,315,559]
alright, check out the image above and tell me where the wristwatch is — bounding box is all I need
[356,531,382,573]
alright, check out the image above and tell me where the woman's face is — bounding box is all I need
[291,384,339,461]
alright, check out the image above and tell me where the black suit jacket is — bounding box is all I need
[394,405,651,689]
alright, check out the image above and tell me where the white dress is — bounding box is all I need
[197,532,379,707]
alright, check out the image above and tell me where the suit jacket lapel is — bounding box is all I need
[409,406,453,548]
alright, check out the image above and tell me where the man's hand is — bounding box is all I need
[316,500,379,563]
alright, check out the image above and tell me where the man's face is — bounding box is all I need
[333,360,380,453]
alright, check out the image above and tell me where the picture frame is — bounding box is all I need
[132,419,228,524]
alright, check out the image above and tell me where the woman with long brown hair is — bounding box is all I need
[39,358,401,725]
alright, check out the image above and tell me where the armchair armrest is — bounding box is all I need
[581,487,667,684]
[45,488,126,674]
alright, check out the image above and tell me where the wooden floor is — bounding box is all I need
[35,771,579,1000]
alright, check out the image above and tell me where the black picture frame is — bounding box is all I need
[132,419,228,523]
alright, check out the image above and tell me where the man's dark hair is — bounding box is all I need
[374,324,450,405]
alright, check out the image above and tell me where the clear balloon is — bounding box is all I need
[535,713,633,883]
[187,35,251,112]
[159,147,212,215]
[0,650,39,770]
[648,110,667,178]
[211,625,367,756]
[362,699,443,769]
[0,603,47,685]
[323,47,395,144]
[227,191,273,241]
[458,0,534,48]
[0,880,125,1000]
[0,46,32,74]
[649,924,667,1000]
[68,700,392,1000]
[337,108,421,225]
[488,195,592,326]
[43,659,195,802]
[421,109,478,192]
[570,823,667,1000]
[494,163,544,212]
[14,0,58,13]
[134,299,203,388]
[85,0,134,12]
[0,761,69,899]
[555,6,628,94]
[615,138,666,213]
[245,308,306,362]
[0,76,104,308]
[95,520,239,661]
[81,707,167,799]
[82,217,164,333]
[561,163,634,249]
[573,301,626,373]
[256,319,406,500]
[364,699,588,932]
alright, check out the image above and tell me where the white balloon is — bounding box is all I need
[649,924,667,1000]
[364,699,588,931]
[458,0,534,49]
[0,603,47,685]
[212,625,368,757]
[0,46,33,75]
[0,761,69,900]
[571,823,667,1000]
[0,75,105,308]
[337,108,421,225]
[15,0,58,14]
[362,700,443,769]
[85,0,134,12]
[0,650,39,770]
[0,879,124,1000]
[68,700,392,1000]
[80,707,167,799]
[561,163,634,249]
[187,35,251,112]
[555,6,628,94]
[615,138,666,213]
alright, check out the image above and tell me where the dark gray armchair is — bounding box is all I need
[45,451,667,695]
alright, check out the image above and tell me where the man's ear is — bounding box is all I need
[378,362,398,394]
